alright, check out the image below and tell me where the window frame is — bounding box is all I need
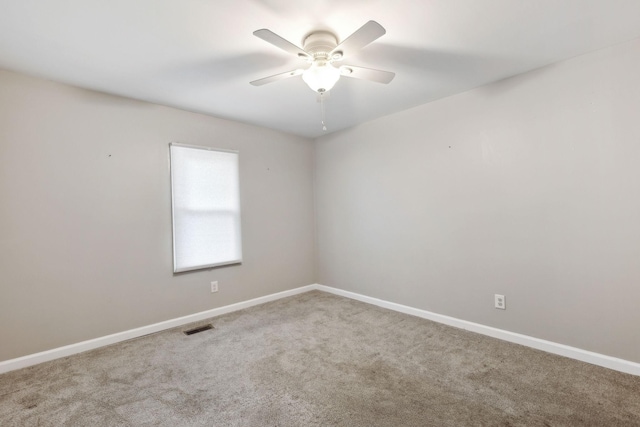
[169,142,243,273]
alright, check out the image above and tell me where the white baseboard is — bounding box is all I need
[2,283,638,377]
[314,284,640,377]
[0,285,316,375]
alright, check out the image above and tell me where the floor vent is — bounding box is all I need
[183,324,214,336]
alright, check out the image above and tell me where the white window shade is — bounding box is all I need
[170,143,242,273]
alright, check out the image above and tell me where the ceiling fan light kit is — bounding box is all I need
[302,62,340,93]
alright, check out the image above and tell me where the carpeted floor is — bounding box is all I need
[1,290,639,426]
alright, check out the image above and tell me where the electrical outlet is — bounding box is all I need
[211,281,218,293]
[494,294,506,310]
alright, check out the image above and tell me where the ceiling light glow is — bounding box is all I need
[302,61,340,93]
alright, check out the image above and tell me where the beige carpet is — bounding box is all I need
[1,290,639,426]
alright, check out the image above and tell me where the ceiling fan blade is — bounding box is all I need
[340,65,395,84]
[250,69,304,86]
[330,21,386,60]
[253,29,310,60]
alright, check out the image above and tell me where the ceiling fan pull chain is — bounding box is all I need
[320,91,327,131]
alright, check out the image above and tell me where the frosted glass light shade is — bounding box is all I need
[302,62,340,93]
[170,143,242,273]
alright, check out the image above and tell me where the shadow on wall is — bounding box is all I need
[67,84,161,110]
[473,62,563,98]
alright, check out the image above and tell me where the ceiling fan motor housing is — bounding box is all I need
[303,31,338,61]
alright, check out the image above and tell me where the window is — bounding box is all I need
[170,143,242,273]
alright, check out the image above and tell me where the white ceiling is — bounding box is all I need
[1,1,640,139]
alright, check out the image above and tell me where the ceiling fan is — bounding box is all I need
[250,21,395,94]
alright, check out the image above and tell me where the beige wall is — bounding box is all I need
[0,69,316,361]
[315,38,640,363]
[3,37,640,366]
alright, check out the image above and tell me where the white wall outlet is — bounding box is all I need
[210,281,218,293]
[494,294,506,310]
